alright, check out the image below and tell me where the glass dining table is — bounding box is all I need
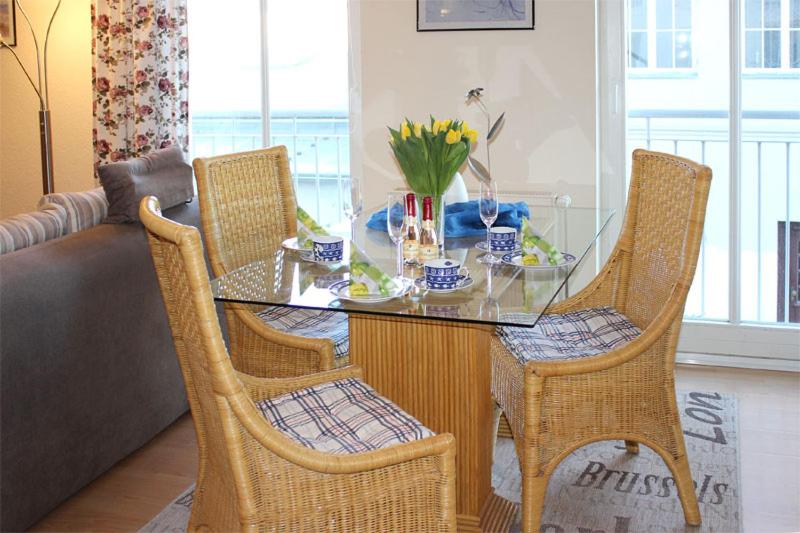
[211,201,614,531]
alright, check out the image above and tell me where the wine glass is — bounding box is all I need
[479,262,499,320]
[343,176,364,243]
[387,192,406,279]
[477,180,500,264]
[478,297,500,322]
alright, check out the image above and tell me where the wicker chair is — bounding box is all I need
[491,149,712,532]
[139,196,457,532]
[193,146,349,378]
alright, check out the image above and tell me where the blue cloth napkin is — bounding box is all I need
[366,200,530,238]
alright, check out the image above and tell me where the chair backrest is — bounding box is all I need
[193,146,298,277]
[139,195,245,504]
[614,149,712,329]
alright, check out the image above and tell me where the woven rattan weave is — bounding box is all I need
[491,149,712,532]
[193,146,347,377]
[139,196,457,531]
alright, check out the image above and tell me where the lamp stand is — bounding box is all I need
[39,110,54,195]
[0,0,62,195]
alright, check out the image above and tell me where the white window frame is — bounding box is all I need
[259,0,270,145]
[598,0,800,372]
[627,0,696,72]
[742,0,800,72]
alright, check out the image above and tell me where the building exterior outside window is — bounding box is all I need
[744,0,800,69]
[628,0,693,69]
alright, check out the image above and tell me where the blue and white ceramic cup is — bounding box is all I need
[490,226,517,251]
[423,258,469,290]
[312,236,344,262]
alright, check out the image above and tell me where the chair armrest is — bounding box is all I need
[233,306,336,361]
[237,365,363,403]
[525,281,686,378]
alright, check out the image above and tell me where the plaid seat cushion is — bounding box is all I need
[256,378,434,454]
[256,306,349,359]
[497,307,641,365]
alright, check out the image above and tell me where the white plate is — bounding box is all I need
[475,240,521,252]
[414,275,474,294]
[281,237,312,252]
[501,251,577,270]
[329,278,412,303]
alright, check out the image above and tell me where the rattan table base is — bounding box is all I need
[350,314,515,532]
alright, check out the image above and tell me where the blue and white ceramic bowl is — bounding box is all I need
[312,236,344,262]
[423,258,469,290]
[490,226,517,251]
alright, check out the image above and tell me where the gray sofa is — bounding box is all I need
[0,199,220,531]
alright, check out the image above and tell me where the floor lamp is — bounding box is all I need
[0,0,61,195]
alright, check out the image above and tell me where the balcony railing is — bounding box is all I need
[191,108,798,323]
[627,109,799,324]
[190,111,350,228]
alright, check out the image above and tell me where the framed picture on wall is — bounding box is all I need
[0,0,16,46]
[417,0,534,32]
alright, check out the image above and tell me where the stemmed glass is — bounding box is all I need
[477,180,500,264]
[387,192,406,279]
[479,263,500,321]
[343,176,364,243]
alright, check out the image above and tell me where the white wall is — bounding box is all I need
[0,0,94,218]
[353,0,598,210]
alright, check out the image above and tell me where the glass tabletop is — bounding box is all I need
[211,203,614,328]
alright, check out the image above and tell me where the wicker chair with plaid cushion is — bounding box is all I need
[140,196,456,532]
[491,149,712,532]
[193,146,349,378]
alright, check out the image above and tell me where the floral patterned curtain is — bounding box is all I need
[92,0,189,167]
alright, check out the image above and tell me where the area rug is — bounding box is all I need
[141,390,740,532]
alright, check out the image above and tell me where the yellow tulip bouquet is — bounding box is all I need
[388,117,478,242]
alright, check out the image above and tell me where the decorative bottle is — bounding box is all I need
[419,196,439,263]
[402,193,420,264]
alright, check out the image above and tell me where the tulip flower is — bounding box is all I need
[445,129,461,144]
[401,122,411,140]
[464,129,478,144]
[387,116,472,214]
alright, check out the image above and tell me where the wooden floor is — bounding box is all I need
[30,365,800,533]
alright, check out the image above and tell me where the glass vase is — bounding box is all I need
[432,194,446,253]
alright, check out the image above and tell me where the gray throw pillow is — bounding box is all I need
[98,146,194,224]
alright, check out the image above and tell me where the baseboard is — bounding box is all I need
[677,351,800,372]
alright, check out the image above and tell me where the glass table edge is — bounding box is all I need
[530,207,617,327]
[211,295,548,329]
[210,207,616,330]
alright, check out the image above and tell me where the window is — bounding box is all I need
[625,1,800,327]
[628,0,693,69]
[188,0,351,229]
[599,0,800,365]
[744,0,800,69]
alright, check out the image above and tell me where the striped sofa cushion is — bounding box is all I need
[38,188,108,234]
[497,307,642,364]
[257,378,434,454]
[0,203,68,255]
[256,306,349,359]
